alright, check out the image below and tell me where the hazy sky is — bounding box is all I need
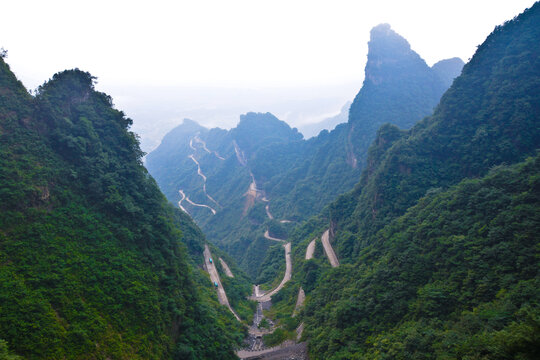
[1,0,535,150]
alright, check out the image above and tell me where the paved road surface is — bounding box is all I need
[292,288,305,317]
[265,204,273,219]
[193,135,211,154]
[321,229,339,267]
[189,154,207,182]
[264,230,285,242]
[178,190,189,214]
[305,238,316,260]
[237,341,308,359]
[185,195,216,215]
[203,245,241,321]
[188,153,221,208]
[219,257,234,278]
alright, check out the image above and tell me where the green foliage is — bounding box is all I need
[0,61,241,359]
[267,219,288,239]
[288,8,540,358]
[337,3,540,245]
[303,155,540,359]
[263,328,292,347]
[258,318,271,330]
[256,244,285,288]
[247,202,267,224]
[0,340,21,360]
[261,314,300,347]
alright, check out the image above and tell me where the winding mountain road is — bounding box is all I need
[188,154,221,208]
[193,135,225,160]
[180,192,217,215]
[249,242,291,302]
[249,184,294,302]
[264,202,292,224]
[204,245,241,321]
[193,135,211,154]
[265,204,273,219]
[178,190,189,214]
[236,341,306,359]
[189,154,207,182]
[321,229,339,267]
[263,230,285,243]
[179,189,216,216]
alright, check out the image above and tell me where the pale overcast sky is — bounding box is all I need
[1,0,535,150]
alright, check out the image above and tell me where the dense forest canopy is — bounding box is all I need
[0,3,538,360]
[283,4,540,359]
[0,59,245,359]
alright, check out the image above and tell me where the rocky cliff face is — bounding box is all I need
[364,24,428,85]
[350,23,459,131]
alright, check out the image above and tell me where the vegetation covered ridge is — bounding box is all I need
[0,59,245,359]
[282,4,540,359]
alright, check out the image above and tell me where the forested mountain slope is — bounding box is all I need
[146,112,304,278]
[0,60,245,359]
[146,25,461,280]
[281,5,539,359]
[331,5,540,248]
[305,154,539,359]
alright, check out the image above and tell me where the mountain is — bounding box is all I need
[0,60,247,359]
[146,24,462,281]
[146,113,305,279]
[274,5,539,359]
[298,101,352,139]
[347,24,461,165]
[432,57,465,87]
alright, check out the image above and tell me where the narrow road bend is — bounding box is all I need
[321,229,339,268]
[249,242,291,302]
[263,230,285,243]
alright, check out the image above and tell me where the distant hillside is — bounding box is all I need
[298,101,351,139]
[432,57,465,87]
[146,25,461,280]
[146,112,304,278]
[0,60,246,359]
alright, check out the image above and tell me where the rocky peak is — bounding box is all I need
[365,24,427,85]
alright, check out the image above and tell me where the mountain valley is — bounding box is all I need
[1,4,539,360]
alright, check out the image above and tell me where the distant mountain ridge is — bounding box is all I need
[432,57,465,87]
[147,24,462,280]
[298,101,352,139]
